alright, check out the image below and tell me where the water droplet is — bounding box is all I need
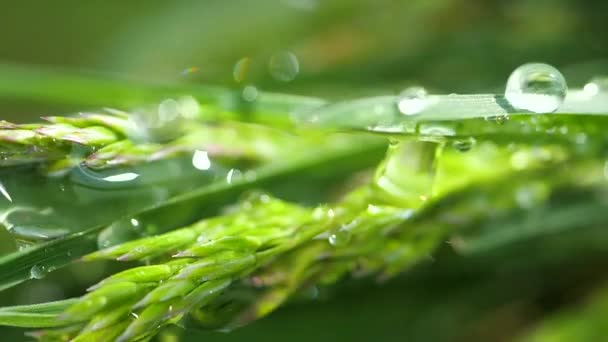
[397,86,428,115]
[242,85,259,102]
[312,206,335,221]
[268,51,299,82]
[158,99,180,122]
[192,150,211,170]
[226,169,242,184]
[504,63,567,113]
[130,218,140,227]
[30,265,47,279]
[328,229,351,247]
[178,96,200,119]
[233,57,252,83]
[452,137,476,152]
[583,77,608,97]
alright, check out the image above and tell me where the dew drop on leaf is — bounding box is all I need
[397,86,428,115]
[504,63,567,113]
[328,229,351,247]
[30,265,47,279]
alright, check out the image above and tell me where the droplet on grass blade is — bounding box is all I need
[192,150,211,171]
[328,229,351,247]
[397,86,428,115]
[504,63,567,113]
[30,264,47,279]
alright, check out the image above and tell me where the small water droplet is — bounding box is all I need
[397,86,428,115]
[158,99,180,122]
[30,265,47,279]
[366,204,382,215]
[178,96,200,119]
[233,57,252,83]
[452,137,476,152]
[583,77,607,97]
[504,63,567,113]
[242,85,259,102]
[226,169,242,184]
[312,206,335,221]
[328,229,351,247]
[192,150,211,170]
[268,51,299,82]
[130,218,140,227]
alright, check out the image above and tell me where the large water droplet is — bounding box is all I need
[504,63,567,113]
[397,86,428,115]
[268,51,299,82]
[30,265,47,279]
[328,229,351,247]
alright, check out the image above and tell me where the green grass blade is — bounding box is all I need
[0,299,77,328]
[0,139,385,291]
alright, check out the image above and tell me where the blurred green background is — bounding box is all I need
[1,0,607,341]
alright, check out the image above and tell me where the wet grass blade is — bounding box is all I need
[0,140,385,291]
